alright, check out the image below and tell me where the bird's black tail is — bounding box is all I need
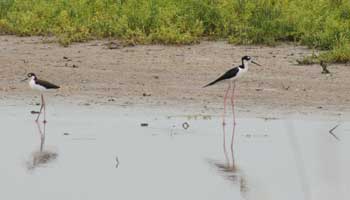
[203,79,219,88]
[203,67,236,88]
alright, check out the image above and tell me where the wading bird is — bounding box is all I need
[22,73,60,123]
[204,56,261,166]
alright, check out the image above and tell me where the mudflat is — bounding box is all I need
[1,36,349,117]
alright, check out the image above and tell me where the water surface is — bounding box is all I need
[0,104,349,200]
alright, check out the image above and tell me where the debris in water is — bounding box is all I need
[329,124,340,141]
[182,122,190,130]
[141,123,149,127]
[115,156,120,168]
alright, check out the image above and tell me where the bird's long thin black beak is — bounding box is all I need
[21,77,28,82]
[252,61,261,66]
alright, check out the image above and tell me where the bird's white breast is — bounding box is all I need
[29,78,46,92]
[233,64,248,81]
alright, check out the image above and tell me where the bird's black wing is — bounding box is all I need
[203,67,239,87]
[36,79,60,89]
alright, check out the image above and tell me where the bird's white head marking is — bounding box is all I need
[27,73,37,81]
[241,55,261,66]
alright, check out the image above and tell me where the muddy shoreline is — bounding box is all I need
[1,36,350,118]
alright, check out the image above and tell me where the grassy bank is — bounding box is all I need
[1,0,350,63]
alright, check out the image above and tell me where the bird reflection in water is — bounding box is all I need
[210,160,249,199]
[27,121,58,170]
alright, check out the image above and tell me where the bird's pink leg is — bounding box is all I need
[222,82,231,166]
[230,81,236,167]
[231,81,237,127]
[35,94,44,122]
[35,120,43,137]
[35,120,45,152]
[42,120,46,151]
[42,94,47,124]
[222,122,230,167]
[223,82,231,126]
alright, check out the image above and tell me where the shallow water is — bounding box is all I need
[0,104,349,200]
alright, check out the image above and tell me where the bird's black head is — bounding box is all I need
[241,55,261,66]
[27,73,36,78]
[242,55,252,61]
[21,72,36,82]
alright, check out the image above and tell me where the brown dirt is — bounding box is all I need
[1,36,350,117]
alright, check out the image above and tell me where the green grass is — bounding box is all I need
[1,0,350,63]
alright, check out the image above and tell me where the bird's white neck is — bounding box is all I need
[242,60,250,69]
[29,77,36,88]
[29,76,36,83]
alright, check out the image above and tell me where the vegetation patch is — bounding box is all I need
[1,0,350,63]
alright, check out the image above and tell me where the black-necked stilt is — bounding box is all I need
[22,73,60,123]
[204,56,261,88]
[204,55,261,166]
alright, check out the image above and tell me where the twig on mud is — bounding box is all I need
[20,59,28,63]
[329,124,340,141]
[320,61,331,74]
